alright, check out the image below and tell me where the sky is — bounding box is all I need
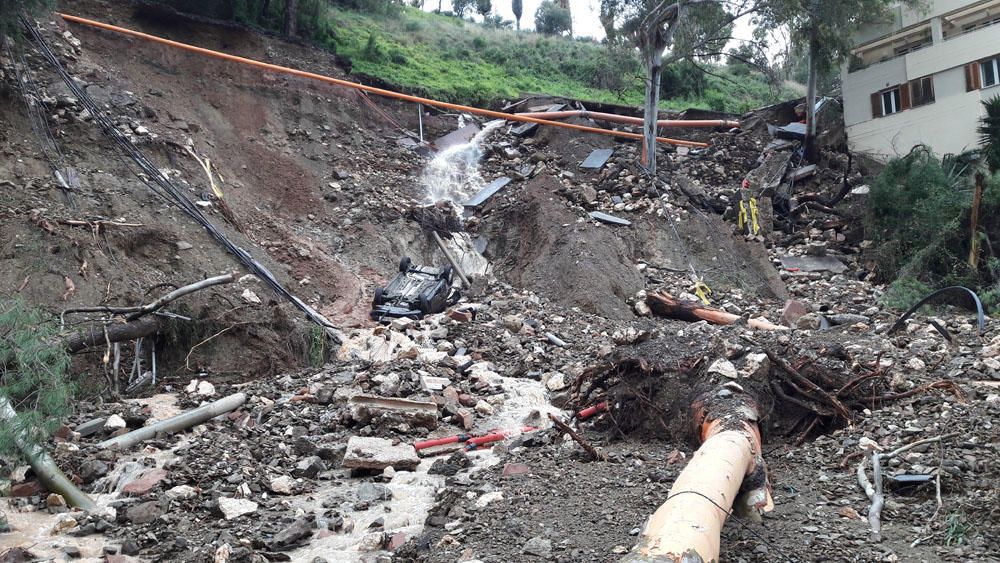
[422,1,760,47]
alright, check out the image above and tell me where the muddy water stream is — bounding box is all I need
[421,120,503,204]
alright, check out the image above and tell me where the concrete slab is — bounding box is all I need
[779,255,847,273]
[349,394,439,429]
[342,436,420,471]
[788,164,818,182]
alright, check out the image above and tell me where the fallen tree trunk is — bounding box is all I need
[65,316,160,353]
[124,273,235,321]
[627,383,772,562]
[646,291,787,331]
[0,396,96,511]
[98,392,246,450]
[64,273,237,353]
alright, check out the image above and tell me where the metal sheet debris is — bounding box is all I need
[580,148,614,170]
[770,122,806,140]
[588,211,632,226]
[512,104,565,136]
[464,177,511,208]
[779,255,847,273]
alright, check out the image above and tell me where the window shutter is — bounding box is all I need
[966,63,981,91]
[900,83,911,110]
[871,92,883,118]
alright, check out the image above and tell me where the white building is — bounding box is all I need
[842,0,1000,158]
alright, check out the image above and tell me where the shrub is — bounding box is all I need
[0,0,53,39]
[0,299,74,461]
[363,32,384,61]
[867,147,1000,311]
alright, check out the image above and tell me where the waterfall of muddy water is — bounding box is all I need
[422,120,504,204]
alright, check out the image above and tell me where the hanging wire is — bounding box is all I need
[4,37,77,207]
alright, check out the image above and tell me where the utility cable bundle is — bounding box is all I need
[20,17,341,341]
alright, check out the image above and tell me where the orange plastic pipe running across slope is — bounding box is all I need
[516,110,740,129]
[56,13,709,149]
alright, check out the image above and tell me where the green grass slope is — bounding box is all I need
[313,6,796,111]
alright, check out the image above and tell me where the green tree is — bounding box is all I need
[755,0,921,160]
[476,0,492,17]
[512,0,522,29]
[0,300,74,461]
[452,0,476,18]
[0,0,52,39]
[979,95,1000,173]
[283,0,299,36]
[598,0,740,173]
[482,14,513,29]
[534,0,572,36]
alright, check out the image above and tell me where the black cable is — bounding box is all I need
[660,489,798,562]
[4,38,77,208]
[22,17,341,340]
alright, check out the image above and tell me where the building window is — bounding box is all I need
[909,76,935,107]
[882,88,902,115]
[983,57,1000,88]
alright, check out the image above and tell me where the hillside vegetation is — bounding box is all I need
[157,0,798,111]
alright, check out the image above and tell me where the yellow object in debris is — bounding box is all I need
[186,147,224,199]
[748,198,760,236]
[737,201,747,232]
[694,281,712,305]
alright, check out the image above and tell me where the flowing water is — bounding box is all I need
[421,120,504,204]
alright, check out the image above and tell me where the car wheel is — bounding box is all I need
[399,256,412,272]
[418,295,431,314]
[373,287,385,305]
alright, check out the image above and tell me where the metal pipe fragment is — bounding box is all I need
[516,110,740,129]
[0,396,96,511]
[432,231,471,288]
[627,384,771,562]
[98,392,246,450]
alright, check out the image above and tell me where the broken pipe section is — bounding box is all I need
[624,383,772,563]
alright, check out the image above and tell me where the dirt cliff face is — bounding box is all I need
[1,2,998,563]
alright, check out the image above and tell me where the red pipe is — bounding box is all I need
[414,434,469,451]
[464,426,537,450]
[577,401,609,420]
[516,110,740,129]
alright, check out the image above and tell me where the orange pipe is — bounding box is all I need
[516,110,740,129]
[56,13,709,149]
